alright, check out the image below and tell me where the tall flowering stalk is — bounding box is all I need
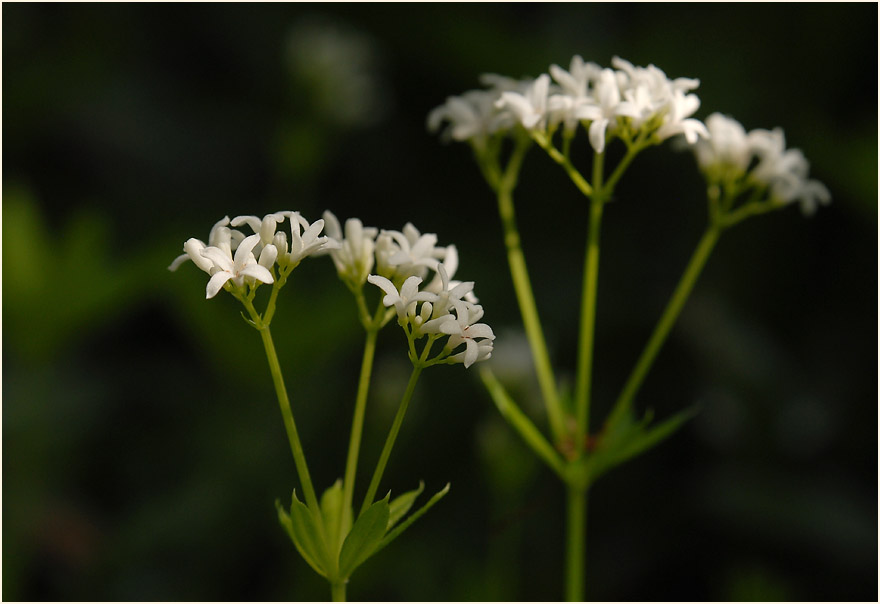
[170,210,494,601]
[429,55,829,601]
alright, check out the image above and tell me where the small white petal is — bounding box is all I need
[206,271,233,299]
[238,263,275,284]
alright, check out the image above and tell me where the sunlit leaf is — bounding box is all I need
[374,483,450,556]
[277,490,330,578]
[387,481,424,530]
[338,495,390,579]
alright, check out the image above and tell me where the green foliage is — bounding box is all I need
[277,491,332,578]
[320,480,351,560]
[387,481,424,531]
[338,495,390,579]
[584,406,699,487]
[277,483,450,584]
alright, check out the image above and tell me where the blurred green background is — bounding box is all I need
[3,3,877,601]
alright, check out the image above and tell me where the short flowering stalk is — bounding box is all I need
[359,362,424,517]
[173,210,469,602]
[488,134,567,443]
[241,297,321,512]
[605,224,721,431]
[338,298,388,543]
[359,261,495,515]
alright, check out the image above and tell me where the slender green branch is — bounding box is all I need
[565,487,587,602]
[493,138,566,442]
[359,364,424,517]
[606,225,722,430]
[720,199,776,228]
[573,152,606,449]
[246,309,320,512]
[261,270,287,326]
[533,132,593,197]
[603,142,642,195]
[339,326,379,534]
[480,368,567,480]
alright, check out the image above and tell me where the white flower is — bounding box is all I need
[228,211,337,269]
[430,300,495,368]
[654,88,708,144]
[320,210,378,287]
[367,274,437,325]
[422,260,478,314]
[691,116,830,215]
[573,68,639,153]
[427,75,527,147]
[427,90,498,143]
[608,56,706,146]
[168,216,245,272]
[692,113,752,172]
[749,128,830,214]
[199,234,275,299]
[547,56,603,133]
[495,74,553,131]
[378,222,446,281]
[231,212,286,247]
[549,55,601,99]
[282,211,338,266]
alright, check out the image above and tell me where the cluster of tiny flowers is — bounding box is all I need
[168,212,338,298]
[322,210,493,368]
[693,113,831,215]
[428,55,708,153]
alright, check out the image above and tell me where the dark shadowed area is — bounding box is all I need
[3,3,877,601]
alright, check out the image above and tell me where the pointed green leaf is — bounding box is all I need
[338,495,390,579]
[387,481,424,530]
[480,368,566,480]
[283,490,330,578]
[590,406,698,482]
[374,483,450,556]
[614,406,698,463]
[320,479,349,562]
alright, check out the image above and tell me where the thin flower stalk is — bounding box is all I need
[493,137,567,442]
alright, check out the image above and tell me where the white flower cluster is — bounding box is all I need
[428,55,708,153]
[693,113,831,215]
[322,210,493,368]
[168,212,338,298]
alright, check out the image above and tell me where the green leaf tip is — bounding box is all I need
[387,481,426,531]
[374,482,451,557]
[285,488,331,579]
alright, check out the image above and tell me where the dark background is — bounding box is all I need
[3,3,877,601]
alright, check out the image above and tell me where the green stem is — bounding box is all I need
[480,368,567,481]
[607,225,722,429]
[359,365,423,517]
[339,327,379,533]
[603,137,645,195]
[533,132,593,197]
[331,581,346,602]
[565,486,587,602]
[495,139,566,442]
[256,323,320,512]
[573,152,606,449]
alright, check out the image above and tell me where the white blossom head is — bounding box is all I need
[199,234,275,299]
[691,113,830,216]
[366,250,493,368]
[427,74,533,149]
[319,210,379,289]
[375,222,447,282]
[170,210,337,299]
[495,74,554,132]
[428,54,709,154]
